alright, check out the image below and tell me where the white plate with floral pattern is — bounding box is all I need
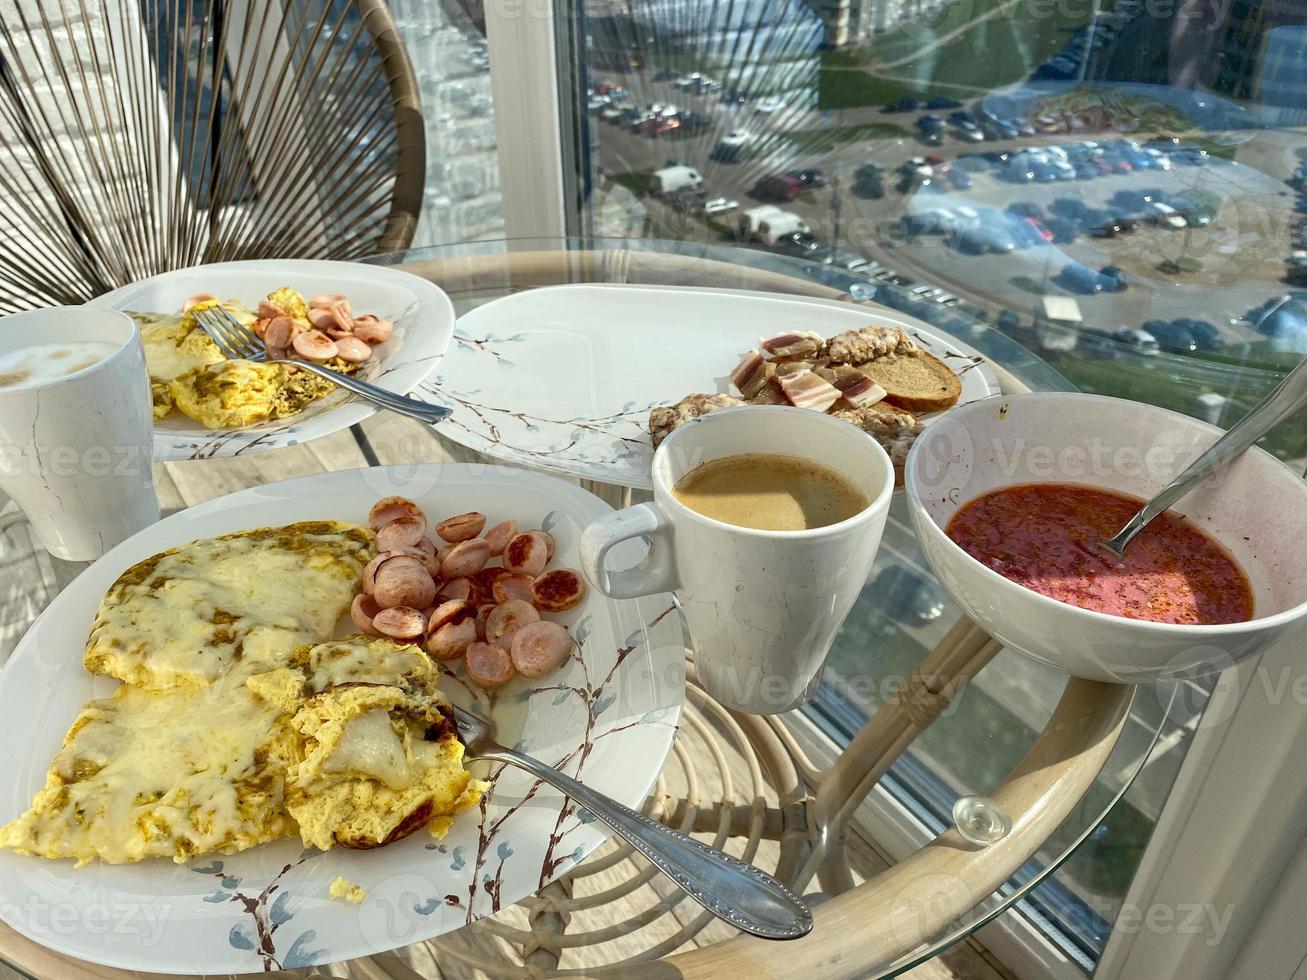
[86,260,455,462]
[0,464,685,974]
[423,283,1001,488]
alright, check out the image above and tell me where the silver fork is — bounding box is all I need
[192,305,451,425]
[449,702,814,940]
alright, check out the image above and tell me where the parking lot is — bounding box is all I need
[588,70,1306,357]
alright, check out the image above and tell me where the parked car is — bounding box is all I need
[786,168,827,188]
[817,246,871,271]
[916,114,944,132]
[650,164,703,195]
[1147,319,1198,352]
[771,230,823,258]
[751,174,803,201]
[1007,201,1045,220]
[1056,262,1109,293]
[1076,328,1118,359]
[853,168,885,198]
[1090,216,1138,238]
[754,96,785,115]
[1114,327,1160,356]
[882,96,919,113]
[1044,216,1079,243]
[1050,197,1093,222]
[1099,265,1128,291]
[947,169,973,190]
[1146,202,1187,229]
[1173,317,1223,350]
[925,96,962,109]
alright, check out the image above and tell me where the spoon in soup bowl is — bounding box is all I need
[1100,356,1307,558]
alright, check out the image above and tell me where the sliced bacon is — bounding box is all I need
[760,331,824,358]
[778,369,841,412]
[832,369,887,407]
[729,351,770,399]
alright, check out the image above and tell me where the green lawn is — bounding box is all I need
[1047,349,1307,462]
[819,0,1094,110]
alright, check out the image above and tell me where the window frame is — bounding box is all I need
[481,4,1307,975]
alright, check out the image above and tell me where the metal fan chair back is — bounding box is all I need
[0,0,424,312]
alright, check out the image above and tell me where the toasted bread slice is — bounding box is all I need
[855,349,961,413]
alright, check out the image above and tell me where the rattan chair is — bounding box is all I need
[0,0,424,312]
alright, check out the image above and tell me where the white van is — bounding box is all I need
[651,165,703,195]
[738,204,785,239]
[755,210,809,244]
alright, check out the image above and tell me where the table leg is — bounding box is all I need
[809,616,1002,894]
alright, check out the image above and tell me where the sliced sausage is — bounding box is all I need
[503,532,549,577]
[475,603,495,642]
[492,572,536,605]
[334,336,372,362]
[465,642,516,689]
[306,308,338,332]
[435,512,486,543]
[292,329,338,362]
[510,621,573,678]
[532,569,587,613]
[436,577,472,602]
[412,536,440,575]
[351,593,383,637]
[363,552,425,595]
[353,316,394,345]
[372,605,427,641]
[369,496,424,531]
[426,600,477,661]
[485,599,540,650]
[469,566,508,606]
[374,561,436,610]
[534,529,557,561]
[309,293,348,310]
[329,299,354,333]
[484,519,517,556]
[263,315,295,350]
[441,538,492,579]
[376,514,428,551]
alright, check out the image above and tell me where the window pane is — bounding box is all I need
[388,0,504,245]
[566,0,1304,963]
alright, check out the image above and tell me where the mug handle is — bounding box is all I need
[580,502,678,599]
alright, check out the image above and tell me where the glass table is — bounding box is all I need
[0,238,1174,979]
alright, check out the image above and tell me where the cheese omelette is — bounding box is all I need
[85,521,373,689]
[1,635,485,866]
[133,288,357,430]
[2,522,486,868]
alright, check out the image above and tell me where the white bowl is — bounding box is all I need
[904,393,1307,682]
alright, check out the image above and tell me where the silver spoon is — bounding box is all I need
[1101,354,1307,557]
[449,703,813,940]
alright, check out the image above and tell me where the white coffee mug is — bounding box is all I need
[580,406,894,714]
[0,307,159,560]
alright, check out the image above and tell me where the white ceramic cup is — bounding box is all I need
[0,307,159,560]
[580,406,894,714]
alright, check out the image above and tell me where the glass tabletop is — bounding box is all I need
[0,236,1179,979]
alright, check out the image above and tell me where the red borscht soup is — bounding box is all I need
[945,483,1253,625]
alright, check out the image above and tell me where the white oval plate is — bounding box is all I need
[86,260,455,461]
[0,465,685,974]
[425,283,1001,488]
